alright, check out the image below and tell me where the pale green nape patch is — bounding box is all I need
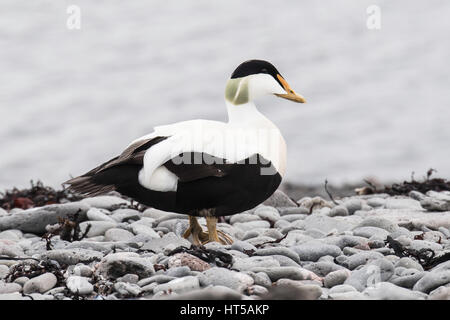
[225,78,249,105]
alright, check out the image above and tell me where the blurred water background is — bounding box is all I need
[1,0,449,191]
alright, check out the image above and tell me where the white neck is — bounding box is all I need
[226,100,270,125]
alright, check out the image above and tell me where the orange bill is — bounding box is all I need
[274,74,306,103]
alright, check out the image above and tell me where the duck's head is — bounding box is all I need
[225,59,306,105]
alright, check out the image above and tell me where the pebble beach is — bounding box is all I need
[1,188,450,300]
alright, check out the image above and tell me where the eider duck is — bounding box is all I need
[64,59,306,245]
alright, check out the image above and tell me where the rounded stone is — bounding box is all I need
[66,276,94,295]
[23,273,57,294]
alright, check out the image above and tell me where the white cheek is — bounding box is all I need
[248,74,285,99]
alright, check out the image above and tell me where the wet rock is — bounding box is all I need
[395,257,424,272]
[390,269,425,288]
[0,240,24,258]
[116,274,139,284]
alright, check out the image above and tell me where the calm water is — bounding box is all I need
[1,0,449,190]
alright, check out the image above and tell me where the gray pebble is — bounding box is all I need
[390,269,425,288]
[292,242,342,262]
[13,277,29,286]
[201,267,254,292]
[324,270,351,288]
[96,252,155,279]
[363,282,427,300]
[250,266,319,282]
[66,276,93,295]
[79,221,118,237]
[130,224,160,238]
[280,214,307,223]
[304,261,346,277]
[23,273,57,294]
[395,257,424,272]
[111,209,143,223]
[39,248,103,265]
[81,196,129,210]
[0,281,22,294]
[339,251,385,270]
[413,270,450,293]
[0,202,89,234]
[230,240,257,253]
[86,208,115,222]
[254,206,280,223]
[428,286,450,300]
[153,276,199,295]
[233,256,280,271]
[138,275,176,287]
[73,264,93,277]
[253,272,272,287]
[140,233,191,253]
[356,217,398,233]
[263,190,297,208]
[329,205,349,217]
[104,228,135,242]
[271,255,302,267]
[328,284,357,294]
[166,266,191,278]
[353,226,389,239]
[278,207,309,216]
[114,281,142,296]
[0,265,9,279]
[344,258,394,291]
[116,274,139,284]
[343,199,362,215]
[255,247,300,264]
[367,198,386,208]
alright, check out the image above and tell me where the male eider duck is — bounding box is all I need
[64,59,306,245]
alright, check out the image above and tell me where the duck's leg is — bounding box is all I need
[183,216,208,245]
[205,216,233,245]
